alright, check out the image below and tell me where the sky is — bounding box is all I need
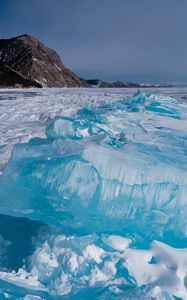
[0,0,187,83]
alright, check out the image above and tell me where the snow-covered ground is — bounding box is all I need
[0,87,187,173]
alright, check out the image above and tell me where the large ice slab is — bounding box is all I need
[0,92,187,240]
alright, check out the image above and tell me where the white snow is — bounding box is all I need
[83,244,105,263]
[102,235,131,251]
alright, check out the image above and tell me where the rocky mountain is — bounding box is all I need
[0,34,172,89]
[0,34,88,88]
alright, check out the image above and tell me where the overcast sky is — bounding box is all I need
[0,0,187,82]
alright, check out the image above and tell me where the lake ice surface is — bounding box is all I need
[0,88,187,299]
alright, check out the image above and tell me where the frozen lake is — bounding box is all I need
[0,87,187,299]
[1,87,187,172]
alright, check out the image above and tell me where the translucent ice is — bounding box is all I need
[0,92,187,239]
[0,92,187,299]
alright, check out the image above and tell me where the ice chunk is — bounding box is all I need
[102,235,131,251]
[123,240,187,299]
[46,116,107,140]
[0,92,187,241]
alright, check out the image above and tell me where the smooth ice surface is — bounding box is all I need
[0,89,187,299]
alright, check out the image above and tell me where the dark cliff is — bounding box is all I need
[0,34,88,88]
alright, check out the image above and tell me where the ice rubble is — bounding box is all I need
[0,92,187,299]
[0,233,187,299]
[0,88,130,173]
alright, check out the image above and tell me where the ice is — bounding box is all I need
[0,232,186,299]
[0,92,187,240]
[0,88,131,173]
[0,90,187,299]
[102,235,131,251]
[0,87,187,173]
[123,240,187,299]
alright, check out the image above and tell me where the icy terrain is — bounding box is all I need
[0,88,187,299]
[0,87,187,172]
[0,88,130,173]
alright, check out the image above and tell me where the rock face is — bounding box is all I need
[0,34,87,88]
[0,62,42,88]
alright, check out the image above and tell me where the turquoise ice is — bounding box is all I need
[0,92,187,239]
[0,92,187,299]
